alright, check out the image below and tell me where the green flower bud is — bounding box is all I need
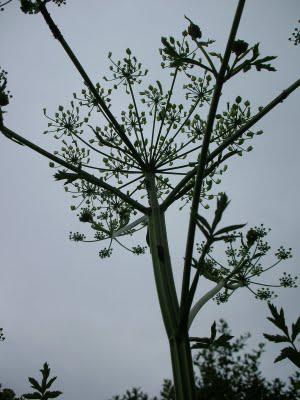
[188,23,202,40]
[246,228,259,246]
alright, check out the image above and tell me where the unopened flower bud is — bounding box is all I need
[232,40,249,56]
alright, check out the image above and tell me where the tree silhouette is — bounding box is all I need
[108,321,300,400]
[1,322,299,399]
[0,1,299,399]
[0,363,61,400]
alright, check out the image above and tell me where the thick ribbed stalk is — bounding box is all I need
[145,173,196,400]
[169,336,196,400]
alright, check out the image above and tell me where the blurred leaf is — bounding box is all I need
[196,214,211,233]
[214,334,234,347]
[44,391,63,399]
[28,378,42,392]
[23,393,41,399]
[267,303,289,336]
[274,347,300,368]
[214,223,245,236]
[292,317,300,342]
[211,193,230,232]
[263,333,289,343]
[210,321,217,341]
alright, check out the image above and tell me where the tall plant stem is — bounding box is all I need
[145,173,195,400]
[179,0,246,335]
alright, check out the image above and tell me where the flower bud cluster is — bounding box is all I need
[289,20,300,46]
[103,49,148,92]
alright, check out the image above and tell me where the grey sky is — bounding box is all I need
[1,0,300,399]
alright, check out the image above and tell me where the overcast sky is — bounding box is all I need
[1,0,300,399]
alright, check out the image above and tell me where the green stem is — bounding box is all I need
[179,0,246,334]
[145,173,179,335]
[145,173,195,400]
[196,44,218,76]
[169,336,196,400]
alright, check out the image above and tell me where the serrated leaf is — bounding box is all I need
[28,378,42,392]
[268,303,279,320]
[196,220,210,239]
[41,362,51,391]
[252,43,260,60]
[286,349,300,368]
[23,393,41,399]
[44,391,63,399]
[292,317,300,342]
[257,55,277,62]
[213,234,238,242]
[274,349,289,363]
[45,377,57,390]
[214,334,234,347]
[196,214,211,233]
[214,223,246,236]
[212,193,229,231]
[267,304,289,335]
[263,333,289,343]
[274,347,300,368]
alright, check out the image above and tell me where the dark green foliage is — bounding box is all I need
[190,320,233,349]
[195,192,246,241]
[264,303,300,368]
[232,39,249,56]
[0,68,12,107]
[110,321,300,400]
[194,320,300,400]
[110,387,154,400]
[184,16,202,40]
[19,0,66,14]
[23,363,62,400]
[0,385,22,400]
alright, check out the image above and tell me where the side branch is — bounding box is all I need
[209,78,300,161]
[161,78,300,211]
[0,123,149,215]
[188,279,226,329]
[39,4,145,168]
[179,0,246,328]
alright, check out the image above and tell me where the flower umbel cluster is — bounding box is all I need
[193,196,296,305]
[1,15,278,261]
